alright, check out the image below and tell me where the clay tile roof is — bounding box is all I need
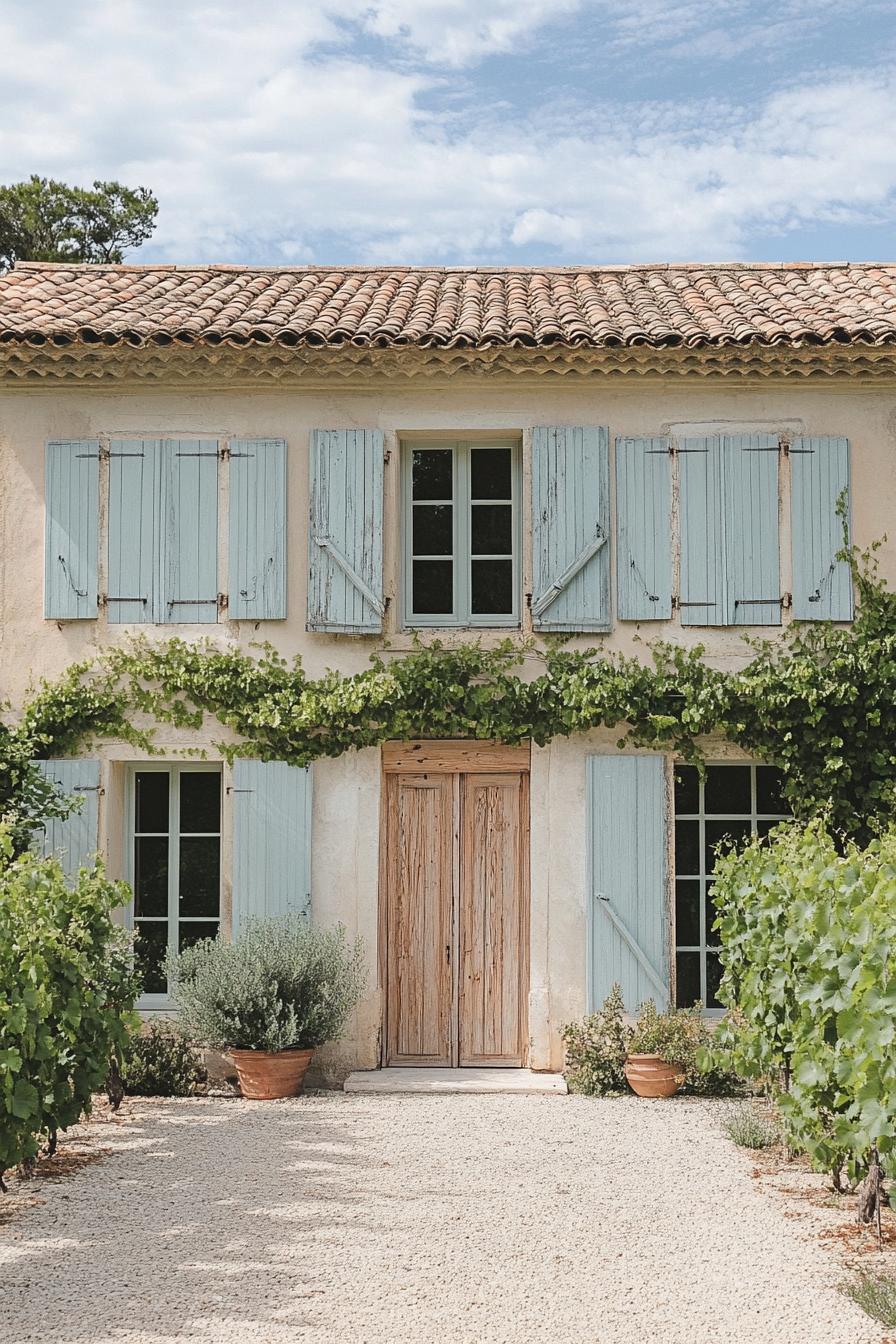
[3,261,896,351]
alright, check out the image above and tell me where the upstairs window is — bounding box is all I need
[403,441,520,627]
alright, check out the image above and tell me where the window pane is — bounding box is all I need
[136,771,168,833]
[675,820,700,876]
[705,819,752,874]
[756,766,786,814]
[412,449,452,500]
[704,765,751,815]
[706,952,723,1009]
[179,921,219,952]
[470,448,511,500]
[675,880,701,946]
[675,951,701,1008]
[135,922,168,995]
[471,559,513,615]
[412,504,452,556]
[180,772,221,834]
[756,818,785,840]
[471,504,512,555]
[674,765,699,814]
[134,836,168,917]
[412,560,453,614]
[179,836,220,916]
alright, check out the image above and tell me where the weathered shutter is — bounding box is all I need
[232,760,312,931]
[164,439,219,623]
[678,436,727,626]
[45,440,99,619]
[308,429,384,634]
[107,438,163,624]
[615,437,672,620]
[588,754,669,1012]
[679,435,781,626]
[33,759,101,880]
[726,434,781,626]
[229,438,287,620]
[790,436,853,621]
[531,426,610,631]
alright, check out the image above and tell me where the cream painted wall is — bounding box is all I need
[2,371,894,1077]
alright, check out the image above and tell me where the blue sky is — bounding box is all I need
[1,0,895,264]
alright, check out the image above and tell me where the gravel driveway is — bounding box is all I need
[0,1093,880,1344]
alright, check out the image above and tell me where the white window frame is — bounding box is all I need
[401,439,521,628]
[673,761,789,1014]
[125,762,222,1009]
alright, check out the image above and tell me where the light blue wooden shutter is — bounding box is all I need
[588,755,669,1013]
[107,439,163,624]
[229,439,287,620]
[232,760,312,931]
[678,436,727,626]
[726,434,780,626]
[308,429,384,634]
[33,759,101,880]
[532,426,610,631]
[615,437,672,620]
[679,435,781,626]
[791,436,853,621]
[45,440,99,619]
[164,439,219,623]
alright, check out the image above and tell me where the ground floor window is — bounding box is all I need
[130,765,221,1001]
[673,763,788,1010]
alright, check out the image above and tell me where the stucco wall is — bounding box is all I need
[2,371,894,1076]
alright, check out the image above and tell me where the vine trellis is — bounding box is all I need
[5,538,896,841]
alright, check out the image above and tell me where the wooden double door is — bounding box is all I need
[381,742,530,1067]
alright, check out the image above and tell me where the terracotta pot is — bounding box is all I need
[624,1053,684,1099]
[229,1047,314,1100]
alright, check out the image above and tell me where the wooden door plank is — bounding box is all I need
[385,773,453,1066]
[459,772,529,1066]
[382,740,530,774]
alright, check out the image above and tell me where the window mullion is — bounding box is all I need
[168,766,180,977]
[699,770,707,1005]
[456,442,468,623]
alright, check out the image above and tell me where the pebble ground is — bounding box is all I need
[0,1093,880,1343]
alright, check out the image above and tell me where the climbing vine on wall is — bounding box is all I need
[9,538,896,841]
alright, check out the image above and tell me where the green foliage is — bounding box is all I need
[0,828,138,1184]
[8,537,896,841]
[167,916,366,1053]
[561,985,629,1095]
[562,988,739,1097]
[841,1273,896,1328]
[722,1101,780,1150]
[708,820,896,1183]
[0,176,158,268]
[121,1022,206,1098]
[0,719,75,854]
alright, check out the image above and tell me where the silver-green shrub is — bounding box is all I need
[167,916,366,1053]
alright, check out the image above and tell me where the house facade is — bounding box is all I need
[1,261,895,1082]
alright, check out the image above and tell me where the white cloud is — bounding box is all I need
[360,0,582,65]
[0,1,894,263]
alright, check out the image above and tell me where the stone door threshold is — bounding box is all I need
[343,1067,567,1095]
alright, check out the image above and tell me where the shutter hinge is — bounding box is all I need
[218,592,229,614]
[384,449,392,464]
[219,445,230,461]
[673,596,717,608]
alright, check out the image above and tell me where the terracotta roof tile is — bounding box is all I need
[3,261,896,351]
